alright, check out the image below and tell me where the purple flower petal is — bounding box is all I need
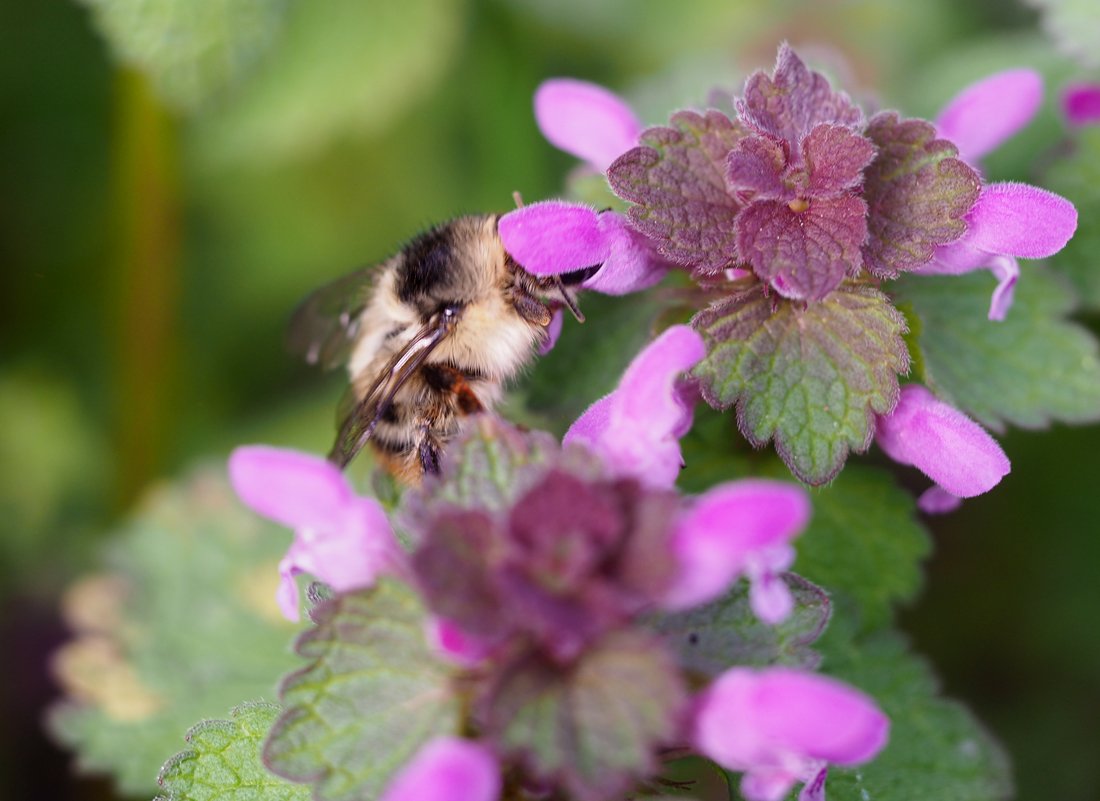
[229,446,352,532]
[584,212,669,295]
[963,182,1077,259]
[663,480,810,612]
[875,385,1010,498]
[378,737,500,801]
[498,201,606,276]
[426,618,497,667]
[693,667,889,801]
[935,69,1042,163]
[534,78,642,173]
[986,254,1020,322]
[1063,82,1100,127]
[228,445,402,622]
[564,325,704,487]
[917,485,963,515]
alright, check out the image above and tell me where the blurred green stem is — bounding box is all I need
[110,70,181,509]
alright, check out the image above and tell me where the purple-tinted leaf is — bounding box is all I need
[736,195,868,301]
[692,281,909,485]
[726,135,788,199]
[738,44,862,145]
[265,582,459,801]
[647,573,830,677]
[481,629,687,801]
[862,112,981,278]
[607,109,748,274]
[803,124,877,195]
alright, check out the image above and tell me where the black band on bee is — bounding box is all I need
[397,225,456,302]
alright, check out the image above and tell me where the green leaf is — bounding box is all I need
[796,465,932,631]
[47,468,301,796]
[818,616,1011,801]
[646,574,830,678]
[265,581,459,801]
[193,0,463,163]
[484,630,687,801]
[156,702,309,801]
[607,109,748,273]
[1027,0,1100,68]
[693,280,909,485]
[861,113,981,278]
[893,269,1100,430]
[76,0,290,111]
[1044,126,1100,310]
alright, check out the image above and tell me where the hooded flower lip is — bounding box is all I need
[922,69,1077,320]
[693,667,889,801]
[378,737,500,801]
[875,384,1010,509]
[935,68,1043,164]
[920,181,1078,320]
[662,480,811,623]
[534,78,642,173]
[1063,82,1100,126]
[564,324,705,488]
[499,200,669,296]
[228,445,404,621]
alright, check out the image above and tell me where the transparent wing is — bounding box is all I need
[328,305,463,468]
[285,264,380,370]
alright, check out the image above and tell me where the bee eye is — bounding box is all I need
[439,303,463,319]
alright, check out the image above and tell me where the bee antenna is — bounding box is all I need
[555,275,585,323]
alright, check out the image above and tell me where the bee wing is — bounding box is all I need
[286,264,382,370]
[328,306,462,468]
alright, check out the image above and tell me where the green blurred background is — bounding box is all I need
[1,0,1098,799]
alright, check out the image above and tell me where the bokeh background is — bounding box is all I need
[1,1,1098,800]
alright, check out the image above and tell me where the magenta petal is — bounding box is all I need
[876,385,1010,498]
[615,325,705,431]
[427,618,496,667]
[694,668,889,772]
[1062,83,1100,127]
[987,254,1019,321]
[917,485,963,515]
[935,69,1042,162]
[664,480,810,610]
[229,446,352,532]
[378,737,500,801]
[498,201,607,276]
[749,570,795,625]
[276,556,303,622]
[584,212,669,295]
[563,393,613,450]
[965,182,1077,259]
[534,78,642,172]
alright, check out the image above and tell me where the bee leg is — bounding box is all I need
[418,435,443,475]
[422,364,486,416]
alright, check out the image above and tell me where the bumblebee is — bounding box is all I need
[288,214,594,484]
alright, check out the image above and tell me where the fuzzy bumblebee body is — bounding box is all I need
[289,214,590,484]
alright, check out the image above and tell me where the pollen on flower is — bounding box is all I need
[788,197,810,213]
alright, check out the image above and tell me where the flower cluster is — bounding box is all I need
[498,44,1076,499]
[228,328,890,801]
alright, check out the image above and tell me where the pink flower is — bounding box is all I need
[500,78,670,295]
[920,69,1077,319]
[228,446,405,621]
[378,737,500,801]
[534,78,642,173]
[564,325,704,488]
[919,182,1077,320]
[875,385,1010,513]
[1062,82,1100,127]
[693,668,889,801]
[662,480,811,623]
[935,68,1043,165]
[499,200,668,295]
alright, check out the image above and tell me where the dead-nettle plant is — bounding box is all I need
[151,45,1098,801]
